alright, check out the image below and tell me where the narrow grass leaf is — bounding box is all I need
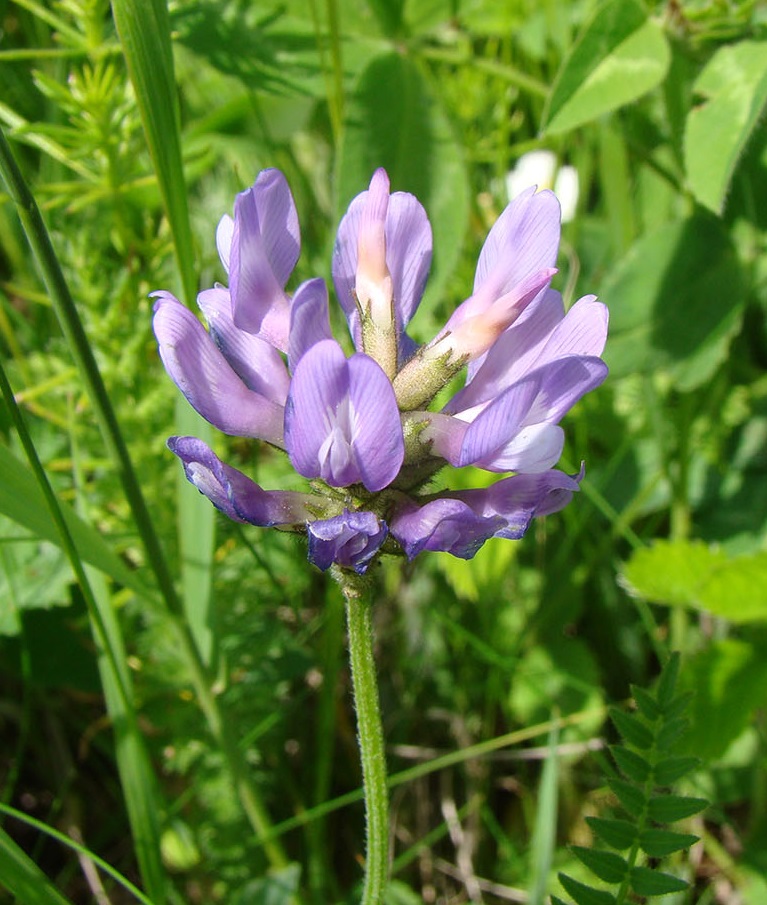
[629,866,688,896]
[558,872,617,905]
[111,0,216,666]
[527,721,559,905]
[609,708,653,750]
[647,794,707,823]
[639,828,699,857]
[0,825,74,905]
[585,817,637,851]
[571,847,628,884]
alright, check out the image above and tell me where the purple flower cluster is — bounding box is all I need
[153,169,608,573]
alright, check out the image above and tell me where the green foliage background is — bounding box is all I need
[1,0,767,901]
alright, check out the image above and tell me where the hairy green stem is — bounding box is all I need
[333,567,389,904]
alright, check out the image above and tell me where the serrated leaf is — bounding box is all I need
[586,817,638,850]
[684,41,767,215]
[654,755,699,786]
[571,847,628,884]
[631,685,661,720]
[656,716,689,751]
[621,540,725,608]
[543,0,669,134]
[611,745,652,783]
[629,866,688,896]
[639,828,699,857]
[647,794,707,823]
[602,220,746,389]
[559,873,617,905]
[697,552,767,623]
[609,708,654,749]
[663,691,693,722]
[608,778,646,818]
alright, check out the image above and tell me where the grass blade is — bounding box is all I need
[0,824,75,905]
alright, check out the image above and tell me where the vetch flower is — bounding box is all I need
[153,168,608,573]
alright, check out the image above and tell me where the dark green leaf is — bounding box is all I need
[657,652,681,707]
[609,708,654,749]
[639,828,699,857]
[631,685,661,721]
[571,847,628,884]
[586,817,637,851]
[663,691,694,722]
[611,745,652,783]
[654,756,699,786]
[602,219,746,389]
[542,0,669,134]
[647,795,707,823]
[559,873,617,905]
[656,716,689,751]
[629,866,688,896]
[608,778,646,818]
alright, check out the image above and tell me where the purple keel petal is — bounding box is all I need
[168,436,312,526]
[285,340,404,491]
[307,509,388,573]
[197,285,290,405]
[288,278,333,372]
[152,292,284,445]
[389,497,505,560]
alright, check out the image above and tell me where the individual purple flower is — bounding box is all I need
[154,167,607,573]
[308,510,388,573]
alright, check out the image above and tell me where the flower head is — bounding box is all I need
[153,169,607,573]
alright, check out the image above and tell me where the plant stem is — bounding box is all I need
[333,567,389,904]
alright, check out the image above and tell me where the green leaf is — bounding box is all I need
[607,777,645,818]
[609,708,654,749]
[656,651,681,708]
[654,755,699,786]
[611,745,652,783]
[0,825,74,905]
[682,639,767,760]
[629,866,688,896]
[0,445,155,603]
[656,716,689,752]
[621,539,723,609]
[639,828,699,857]
[230,863,301,905]
[558,873,617,905]
[631,685,661,720]
[602,218,746,389]
[697,552,767,623]
[586,817,637,850]
[684,41,767,215]
[528,722,560,905]
[542,0,669,134]
[647,794,707,823]
[336,51,470,325]
[571,847,628,884]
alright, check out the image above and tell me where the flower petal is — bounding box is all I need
[152,292,284,444]
[168,436,311,526]
[285,340,404,491]
[307,509,388,573]
[389,497,504,560]
[474,422,565,474]
[197,285,290,405]
[474,186,561,296]
[288,278,333,372]
[229,169,299,348]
